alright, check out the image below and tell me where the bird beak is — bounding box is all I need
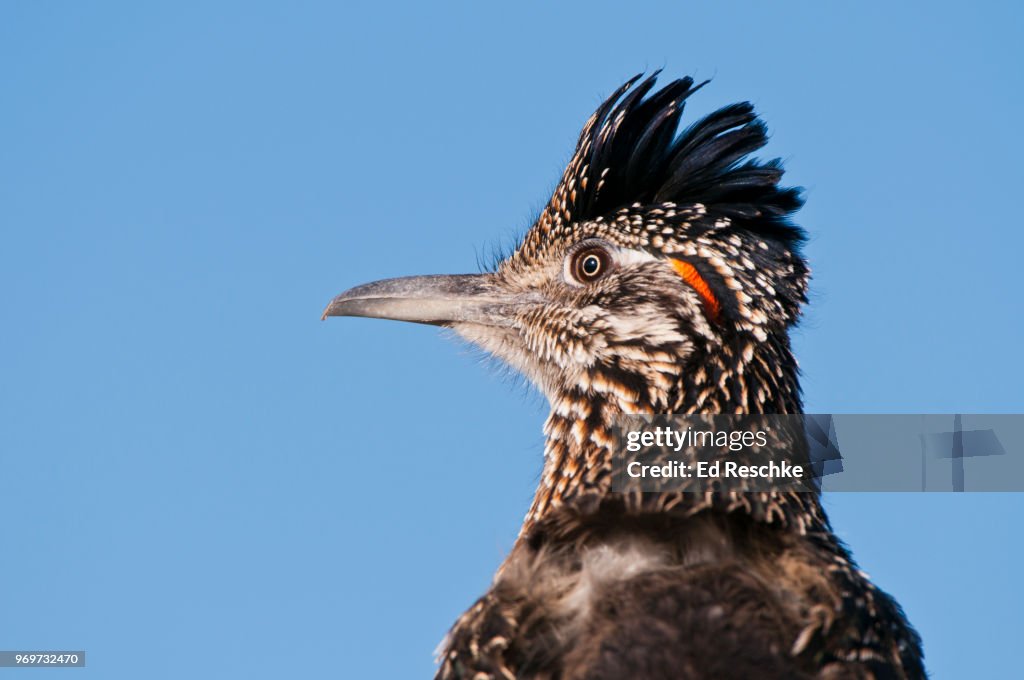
[322,274,520,327]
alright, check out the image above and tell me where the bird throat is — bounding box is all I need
[521,341,804,534]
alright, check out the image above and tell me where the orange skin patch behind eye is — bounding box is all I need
[671,259,722,322]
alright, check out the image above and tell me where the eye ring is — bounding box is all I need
[570,245,613,283]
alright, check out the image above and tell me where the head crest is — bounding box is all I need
[532,72,805,247]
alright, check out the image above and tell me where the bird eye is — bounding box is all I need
[570,246,612,283]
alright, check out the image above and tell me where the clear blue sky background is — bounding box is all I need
[2,2,1022,678]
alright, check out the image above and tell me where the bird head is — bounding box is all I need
[324,73,808,416]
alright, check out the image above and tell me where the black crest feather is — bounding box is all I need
[545,72,805,247]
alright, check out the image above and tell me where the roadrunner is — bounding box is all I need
[324,73,925,679]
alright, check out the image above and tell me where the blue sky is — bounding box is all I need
[1,2,1021,678]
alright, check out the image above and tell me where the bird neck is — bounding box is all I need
[521,336,803,533]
